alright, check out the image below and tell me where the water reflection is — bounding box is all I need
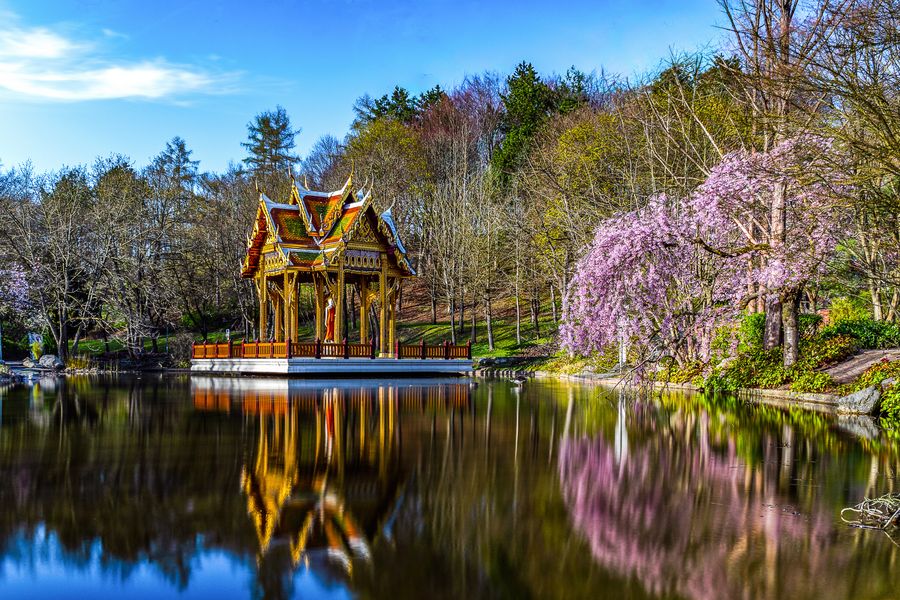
[0,376,898,599]
[559,392,900,600]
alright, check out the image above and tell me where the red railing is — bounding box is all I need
[191,338,472,360]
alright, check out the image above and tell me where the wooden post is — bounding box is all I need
[395,339,400,359]
[315,337,322,359]
[444,340,450,360]
[343,336,349,360]
[370,335,377,359]
[379,252,388,355]
[421,338,426,360]
[286,337,292,359]
[467,339,472,360]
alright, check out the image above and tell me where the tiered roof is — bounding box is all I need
[242,176,414,278]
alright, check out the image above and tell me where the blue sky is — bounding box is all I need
[0,0,724,174]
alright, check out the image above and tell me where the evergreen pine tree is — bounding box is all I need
[242,106,299,196]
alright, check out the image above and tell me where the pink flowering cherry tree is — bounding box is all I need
[0,266,30,362]
[562,135,848,369]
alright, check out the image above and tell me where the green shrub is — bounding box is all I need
[715,347,790,389]
[790,370,834,393]
[797,334,858,369]
[30,340,42,360]
[657,360,705,384]
[820,318,900,349]
[738,313,766,352]
[829,296,870,323]
[799,314,823,338]
[850,359,900,392]
[880,385,900,420]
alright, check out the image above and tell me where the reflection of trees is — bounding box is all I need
[559,394,900,600]
[3,378,899,599]
[0,375,253,589]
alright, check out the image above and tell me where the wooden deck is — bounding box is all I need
[190,339,474,376]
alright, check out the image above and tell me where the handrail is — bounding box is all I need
[192,338,472,360]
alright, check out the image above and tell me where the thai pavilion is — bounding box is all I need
[241,175,414,356]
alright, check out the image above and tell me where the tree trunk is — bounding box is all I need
[550,285,558,323]
[514,293,522,345]
[485,292,495,351]
[470,292,477,343]
[57,320,68,362]
[448,298,457,345]
[458,291,465,337]
[782,290,801,367]
[764,295,782,350]
[887,288,900,322]
[869,280,883,321]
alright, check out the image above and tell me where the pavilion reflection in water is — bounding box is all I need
[190,377,472,576]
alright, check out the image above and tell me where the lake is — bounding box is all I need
[0,375,897,599]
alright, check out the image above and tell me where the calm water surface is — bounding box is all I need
[0,375,897,599]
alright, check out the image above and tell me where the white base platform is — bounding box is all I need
[191,357,473,376]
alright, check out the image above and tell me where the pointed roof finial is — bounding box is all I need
[303,174,309,189]
[254,178,260,194]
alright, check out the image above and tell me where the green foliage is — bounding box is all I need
[352,85,443,127]
[30,340,42,360]
[880,385,900,420]
[704,333,856,393]
[738,313,766,352]
[492,62,556,181]
[850,359,900,391]
[796,334,859,369]
[242,105,299,184]
[820,318,900,349]
[790,371,834,393]
[799,314,823,338]
[715,347,789,390]
[829,296,870,323]
[658,361,705,384]
[738,312,822,353]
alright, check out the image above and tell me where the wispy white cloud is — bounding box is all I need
[0,16,234,101]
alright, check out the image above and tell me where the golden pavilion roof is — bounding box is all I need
[242,176,414,278]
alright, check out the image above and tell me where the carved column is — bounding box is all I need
[335,259,345,342]
[388,278,397,356]
[258,260,268,341]
[379,253,387,355]
[314,275,325,340]
[359,278,369,343]
[274,293,283,342]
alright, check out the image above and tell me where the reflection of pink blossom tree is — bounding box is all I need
[561,135,848,367]
[558,409,844,600]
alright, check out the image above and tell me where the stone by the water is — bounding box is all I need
[37,354,65,370]
[837,385,881,415]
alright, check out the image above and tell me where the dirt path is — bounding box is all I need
[822,349,900,384]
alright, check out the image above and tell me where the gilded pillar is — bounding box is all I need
[388,279,397,355]
[314,275,325,340]
[335,260,345,342]
[258,265,268,340]
[274,294,283,342]
[379,253,387,355]
[359,279,369,343]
